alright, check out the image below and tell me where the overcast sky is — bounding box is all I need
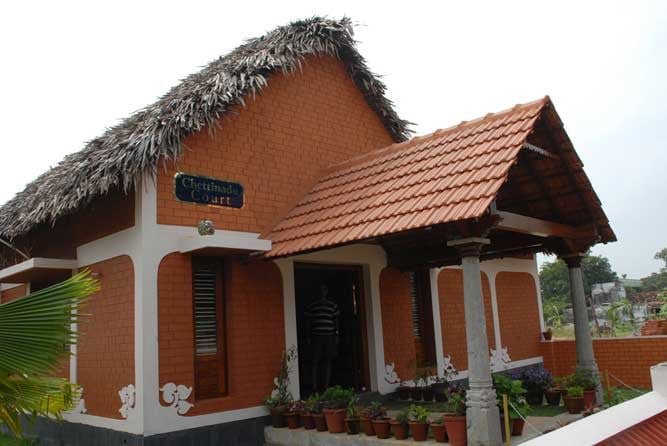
[0,1,665,278]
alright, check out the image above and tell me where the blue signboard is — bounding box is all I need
[174,173,243,209]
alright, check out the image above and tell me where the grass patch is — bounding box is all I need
[528,404,566,417]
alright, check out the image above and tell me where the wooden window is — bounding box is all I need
[192,257,227,399]
[409,270,436,365]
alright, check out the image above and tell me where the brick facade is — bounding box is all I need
[541,337,667,388]
[77,255,135,418]
[158,253,285,415]
[155,55,394,234]
[379,267,417,381]
[437,269,495,371]
[495,272,541,361]
[0,284,27,303]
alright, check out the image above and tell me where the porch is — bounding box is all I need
[265,98,615,445]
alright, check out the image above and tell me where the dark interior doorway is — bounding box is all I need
[294,263,369,398]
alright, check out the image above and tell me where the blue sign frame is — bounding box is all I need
[174,173,244,209]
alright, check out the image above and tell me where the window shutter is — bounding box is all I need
[193,264,218,355]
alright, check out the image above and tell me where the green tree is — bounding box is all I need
[654,248,667,269]
[638,247,667,292]
[539,253,618,306]
[0,271,98,437]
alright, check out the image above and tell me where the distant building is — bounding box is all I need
[591,281,626,305]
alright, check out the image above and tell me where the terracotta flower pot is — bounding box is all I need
[410,386,423,401]
[345,417,360,435]
[564,396,585,414]
[302,413,315,430]
[372,418,391,439]
[360,416,375,436]
[398,386,411,400]
[313,413,328,432]
[583,389,596,409]
[270,407,286,428]
[431,423,448,443]
[390,420,409,440]
[542,330,553,341]
[544,389,561,406]
[444,415,467,446]
[422,386,434,402]
[323,408,347,433]
[512,418,525,436]
[409,421,429,441]
[285,412,300,429]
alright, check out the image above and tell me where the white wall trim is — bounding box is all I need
[429,268,445,377]
[0,283,22,291]
[0,257,78,282]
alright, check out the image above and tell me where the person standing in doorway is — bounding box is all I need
[305,284,340,392]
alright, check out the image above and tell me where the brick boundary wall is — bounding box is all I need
[540,336,667,389]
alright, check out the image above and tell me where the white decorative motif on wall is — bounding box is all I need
[489,347,511,371]
[118,384,136,419]
[441,355,457,377]
[384,363,400,384]
[160,383,194,415]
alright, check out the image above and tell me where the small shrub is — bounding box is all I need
[566,386,584,397]
[321,386,355,409]
[409,405,430,423]
[395,406,410,425]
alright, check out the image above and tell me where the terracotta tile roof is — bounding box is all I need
[265,97,549,257]
[595,410,667,445]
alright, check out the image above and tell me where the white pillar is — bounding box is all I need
[563,254,603,404]
[274,258,300,400]
[448,238,501,446]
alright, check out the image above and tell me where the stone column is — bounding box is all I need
[448,238,501,446]
[563,254,603,404]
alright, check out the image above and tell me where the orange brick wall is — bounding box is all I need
[155,55,394,234]
[157,254,285,415]
[495,272,541,361]
[541,337,667,388]
[437,269,495,371]
[77,255,135,418]
[379,267,417,381]
[0,284,27,303]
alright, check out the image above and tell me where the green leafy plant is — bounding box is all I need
[0,271,99,437]
[305,393,322,414]
[347,400,360,418]
[360,401,385,419]
[263,346,297,410]
[570,369,599,391]
[493,373,530,419]
[321,386,355,410]
[394,406,410,425]
[566,386,584,397]
[444,391,466,416]
[408,405,430,423]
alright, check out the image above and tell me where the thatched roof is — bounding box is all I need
[0,17,411,241]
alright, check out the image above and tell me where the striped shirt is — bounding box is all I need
[305,298,340,335]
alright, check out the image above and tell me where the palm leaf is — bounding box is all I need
[0,271,98,436]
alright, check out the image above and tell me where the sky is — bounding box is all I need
[0,1,665,278]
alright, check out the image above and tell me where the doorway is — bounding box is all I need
[294,263,370,398]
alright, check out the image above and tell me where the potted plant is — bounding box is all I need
[544,380,562,406]
[322,386,355,433]
[410,382,423,401]
[443,389,467,446]
[263,346,296,428]
[408,404,430,441]
[542,328,553,341]
[360,401,385,436]
[398,381,412,400]
[371,416,391,439]
[302,393,320,430]
[571,368,599,409]
[516,367,551,405]
[390,407,410,440]
[563,386,585,414]
[285,400,304,429]
[430,418,449,443]
[493,373,529,437]
[344,400,361,435]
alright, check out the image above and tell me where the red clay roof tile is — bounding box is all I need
[265,97,551,257]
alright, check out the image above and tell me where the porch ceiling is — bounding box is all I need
[264,97,615,268]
